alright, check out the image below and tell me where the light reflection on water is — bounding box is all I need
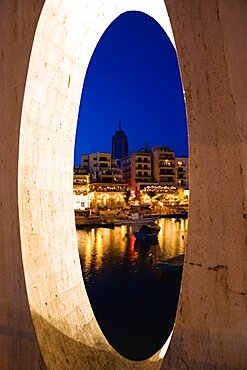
[76,217,188,360]
[77,218,187,282]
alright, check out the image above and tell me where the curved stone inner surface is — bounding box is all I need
[17,0,173,368]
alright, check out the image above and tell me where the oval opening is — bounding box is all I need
[74,11,188,361]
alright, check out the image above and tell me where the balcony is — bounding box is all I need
[160,176,175,182]
[159,154,174,160]
[160,172,175,176]
[135,178,151,182]
[136,167,151,172]
[159,162,174,168]
[135,158,151,163]
[98,163,110,168]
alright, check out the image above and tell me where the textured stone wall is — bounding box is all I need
[0,0,246,369]
[0,1,46,369]
[163,1,247,368]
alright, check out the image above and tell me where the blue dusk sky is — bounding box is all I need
[74,11,188,166]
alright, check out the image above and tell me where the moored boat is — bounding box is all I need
[133,223,160,240]
[162,212,188,219]
[114,213,160,226]
[75,210,114,229]
[156,254,184,272]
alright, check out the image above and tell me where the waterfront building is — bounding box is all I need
[122,146,189,199]
[73,194,90,211]
[88,182,128,209]
[73,167,90,210]
[73,167,126,210]
[81,152,122,183]
[175,157,189,189]
[122,150,154,196]
[152,146,176,186]
[73,167,90,190]
[112,120,128,163]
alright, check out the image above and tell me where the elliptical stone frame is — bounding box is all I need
[0,0,247,369]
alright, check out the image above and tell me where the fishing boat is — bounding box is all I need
[133,223,160,240]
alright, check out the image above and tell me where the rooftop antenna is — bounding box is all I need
[119,118,122,131]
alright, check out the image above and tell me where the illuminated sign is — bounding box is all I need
[130,190,136,198]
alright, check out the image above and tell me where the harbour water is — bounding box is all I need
[77,218,188,360]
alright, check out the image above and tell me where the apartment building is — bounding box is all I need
[122,151,155,195]
[152,146,176,186]
[176,157,189,189]
[81,152,122,183]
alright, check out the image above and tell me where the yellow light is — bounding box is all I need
[100,193,110,199]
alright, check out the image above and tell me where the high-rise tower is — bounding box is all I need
[112,120,128,163]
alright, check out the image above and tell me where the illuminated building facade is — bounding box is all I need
[73,167,127,210]
[88,183,128,209]
[81,152,122,183]
[122,151,154,195]
[73,167,90,210]
[175,157,189,189]
[122,147,189,198]
[152,146,176,186]
[73,167,90,190]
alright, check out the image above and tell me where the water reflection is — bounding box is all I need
[77,218,188,360]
